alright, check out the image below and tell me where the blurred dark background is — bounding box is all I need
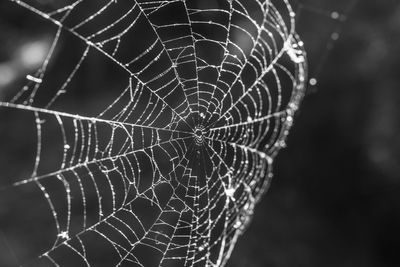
[229,0,400,266]
[0,0,399,266]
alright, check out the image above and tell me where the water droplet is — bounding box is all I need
[278,140,287,148]
[58,231,69,239]
[309,78,317,86]
[331,11,340,20]
[234,219,242,229]
[331,32,340,41]
[226,187,235,198]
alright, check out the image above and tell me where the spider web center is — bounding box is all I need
[194,126,205,146]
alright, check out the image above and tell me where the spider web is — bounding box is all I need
[0,0,307,266]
